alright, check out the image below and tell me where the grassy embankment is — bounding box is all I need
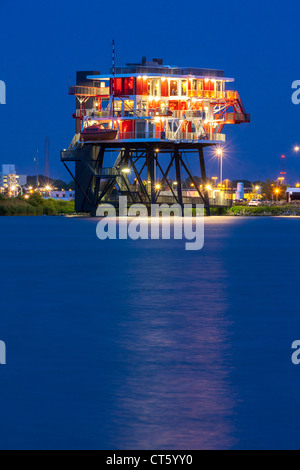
[1,194,299,217]
[209,205,300,216]
[0,194,75,216]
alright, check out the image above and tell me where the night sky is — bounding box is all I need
[0,0,299,183]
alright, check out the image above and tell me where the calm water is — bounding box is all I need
[0,215,300,450]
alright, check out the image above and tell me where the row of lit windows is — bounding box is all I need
[112,77,224,97]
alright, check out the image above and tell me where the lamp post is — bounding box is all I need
[212,176,218,188]
[45,185,51,197]
[216,148,223,189]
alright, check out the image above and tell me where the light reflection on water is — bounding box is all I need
[1,216,300,449]
[106,232,236,449]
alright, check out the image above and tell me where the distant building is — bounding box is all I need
[47,190,75,201]
[286,188,300,202]
[0,164,27,191]
[235,182,245,200]
[2,164,16,175]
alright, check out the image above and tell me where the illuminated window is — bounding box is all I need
[191,79,197,91]
[124,100,134,117]
[114,100,122,116]
[148,79,161,97]
[198,80,203,92]
[170,80,178,96]
[216,81,223,92]
[181,80,188,96]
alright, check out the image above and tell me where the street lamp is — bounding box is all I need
[44,185,52,197]
[212,176,218,187]
[224,179,230,189]
[216,147,223,188]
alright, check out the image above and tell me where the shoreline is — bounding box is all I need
[1,200,300,217]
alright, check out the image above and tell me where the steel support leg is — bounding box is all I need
[174,148,183,209]
[199,146,210,216]
[147,147,156,206]
[91,145,105,217]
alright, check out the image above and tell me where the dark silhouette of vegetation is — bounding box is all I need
[26,175,74,191]
[0,194,74,216]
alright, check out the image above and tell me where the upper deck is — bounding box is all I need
[69,57,250,145]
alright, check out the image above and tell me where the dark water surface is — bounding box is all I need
[0,216,299,450]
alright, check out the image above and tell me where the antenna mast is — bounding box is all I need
[45,137,49,182]
[36,150,39,187]
[112,39,115,118]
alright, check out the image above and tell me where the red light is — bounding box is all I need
[281,155,286,159]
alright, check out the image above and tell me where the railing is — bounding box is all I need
[225,112,251,124]
[61,149,74,160]
[165,131,225,142]
[171,110,207,119]
[118,131,225,142]
[156,195,232,207]
[61,133,81,160]
[69,86,110,97]
[68,133,80,150]
[82,104,243,121]
[85,110,110,117]
[100,168,120,176]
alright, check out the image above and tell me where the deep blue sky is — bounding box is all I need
[0,0,299,183]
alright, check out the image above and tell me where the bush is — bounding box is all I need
[226,205,287,216]
[28,192,44,207]
[0,195,75,216]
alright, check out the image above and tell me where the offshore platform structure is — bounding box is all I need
[61,54,250,215]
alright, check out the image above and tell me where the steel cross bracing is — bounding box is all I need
[61,142,212,216]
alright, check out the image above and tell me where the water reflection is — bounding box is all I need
[108,239,237,449]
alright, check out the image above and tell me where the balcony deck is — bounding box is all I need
[61,132,225,161]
